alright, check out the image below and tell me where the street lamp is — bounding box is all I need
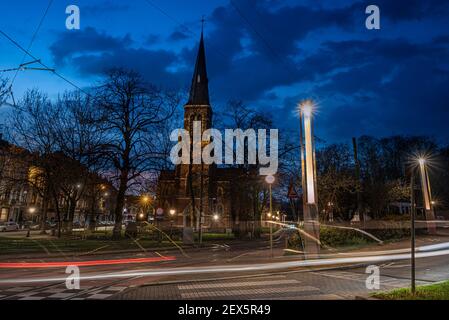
[265,175,275,258]
[410,167,417,296]
[213,214,219,222]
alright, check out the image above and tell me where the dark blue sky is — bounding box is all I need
[1,0,448,144]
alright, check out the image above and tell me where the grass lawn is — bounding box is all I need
[195,233,235,241]
[0,231,235,256]
[0,237,182,256]
[373,281,449,300]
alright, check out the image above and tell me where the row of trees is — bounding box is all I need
[2,69,180,238]
[280,135,449,222]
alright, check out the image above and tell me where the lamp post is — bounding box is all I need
[170,209,176,237]
[418,158,436,234]
[266,175,275,258]
[299,100,320,256]
[410,169,416,296]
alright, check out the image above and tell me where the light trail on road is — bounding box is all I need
[0,256,176,269]
[1,243,449,285]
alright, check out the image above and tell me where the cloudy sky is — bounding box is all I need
[1,0,448,144]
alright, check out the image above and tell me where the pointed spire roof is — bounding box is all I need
[187,31,210,105]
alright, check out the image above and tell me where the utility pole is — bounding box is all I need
[199,161,204,246]
[352,137,363,223]
[269,182,273,258]
[410,169,416,295]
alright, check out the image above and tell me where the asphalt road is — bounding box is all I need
[1,235,449,300]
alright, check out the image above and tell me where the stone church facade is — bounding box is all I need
[156,32,253,231]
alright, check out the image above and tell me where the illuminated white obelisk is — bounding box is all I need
[300,101,320,256]
[418,158,436,234]
[303,105,316,205]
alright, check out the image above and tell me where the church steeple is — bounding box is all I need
[187,30,210,106]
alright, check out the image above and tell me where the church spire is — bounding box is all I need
[187,26,210,106]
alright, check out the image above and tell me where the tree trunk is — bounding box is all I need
[39,192,49,235]
[65,199,77,234]
[113,178,127,239]
[187,141,195,228]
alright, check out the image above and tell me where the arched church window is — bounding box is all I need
[217,204,224,215]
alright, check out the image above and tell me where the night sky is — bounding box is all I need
[1,0,448,144]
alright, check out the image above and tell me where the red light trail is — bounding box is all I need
[0,256,176,269]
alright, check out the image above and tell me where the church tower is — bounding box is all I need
[184,30,212,133]
[177,30,213,228]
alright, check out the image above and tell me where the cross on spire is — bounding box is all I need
[201,15,206,34]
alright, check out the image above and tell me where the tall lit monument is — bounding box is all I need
[299,100,320,256]
[418,158,436,234]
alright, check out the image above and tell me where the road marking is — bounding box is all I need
[180,285,319,299]
[227,252,253,262]
[179,279,298,290]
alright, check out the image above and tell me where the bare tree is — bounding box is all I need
[51,92,108,233]
[9,90,60,234]
[94,69,180,238]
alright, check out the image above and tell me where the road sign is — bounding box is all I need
[156,208,164,216]
[288,183,299,199]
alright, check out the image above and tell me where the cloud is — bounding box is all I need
[49,27,186,88]
[50,27,133,66]
[47,0,449,141]
[168,30,191,42]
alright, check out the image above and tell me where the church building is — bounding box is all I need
[156,32,254,231]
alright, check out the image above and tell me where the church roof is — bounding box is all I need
[187,32,210,106]
[159,170,175,181]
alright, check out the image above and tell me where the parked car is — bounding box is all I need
[72,221,84,229]
[24,221,40,230]
[0,222,20,232]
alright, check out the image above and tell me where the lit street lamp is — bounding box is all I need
[410,169,416,296]
[169,209,176,236]
[265,175,275,258]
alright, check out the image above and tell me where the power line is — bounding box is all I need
[230,0,281,63]
[142,0,228,61]
[0,29,91,97]
[143,0,193,35]
[9,0,54,89]
[229,0,303,75]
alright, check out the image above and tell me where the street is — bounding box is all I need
[1,234,449,300]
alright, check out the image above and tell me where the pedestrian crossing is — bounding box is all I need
[177,276,326,300]
[314,270,430,289]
